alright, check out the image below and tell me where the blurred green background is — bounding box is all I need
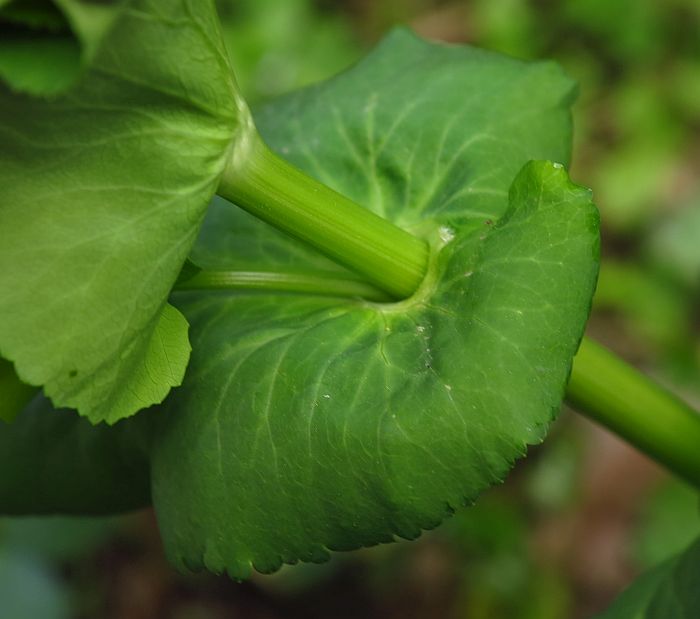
[2,0,700,617]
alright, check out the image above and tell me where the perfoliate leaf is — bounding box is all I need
[0,30,599,577]
[598,537,700,618]
[150,31,599,576]
[0,0,250,423]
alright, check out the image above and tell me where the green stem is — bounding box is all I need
[567,338,700,488]
[218,133,428,300]
[174,270,390,302]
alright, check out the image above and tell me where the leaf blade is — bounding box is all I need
[598,537,700,618]
[150,32,597,577]
[0,394,152,514]
[153,161,599,576]
[0,0,248,423]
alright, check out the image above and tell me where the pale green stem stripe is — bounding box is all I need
[174,270,391,302]
[567,337,700,488]
[218,133,428,300]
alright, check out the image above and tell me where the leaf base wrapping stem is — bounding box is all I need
[217,132,428,300]
[218,130,700,489]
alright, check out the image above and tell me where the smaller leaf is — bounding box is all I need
[0,0,249,423]
[0,358,36,424]
[0,0,124,96]
[57,303,192,426]
[0,0,67,29]
[0,394,152,515]
[598,536,700,618]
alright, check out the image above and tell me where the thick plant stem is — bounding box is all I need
[567,338,700,488]
[218,133,428,300]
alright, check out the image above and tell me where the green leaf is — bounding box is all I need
[0,358,36,423]
[1,515,119,562]
[598,537,700,618]
[149,30,599,576]
[633,479,700,569]
[0,0,250,423]
[0,30,597,577]
[0,394,152,515]
[154,162,598,577]
[0,0,125,96]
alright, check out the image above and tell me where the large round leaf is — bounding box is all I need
[0,29,599,577]
[150,31,600,576]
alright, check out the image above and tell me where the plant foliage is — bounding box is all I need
[599,537,700,618]
[0,0,250,423]
[0,21,599,577]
